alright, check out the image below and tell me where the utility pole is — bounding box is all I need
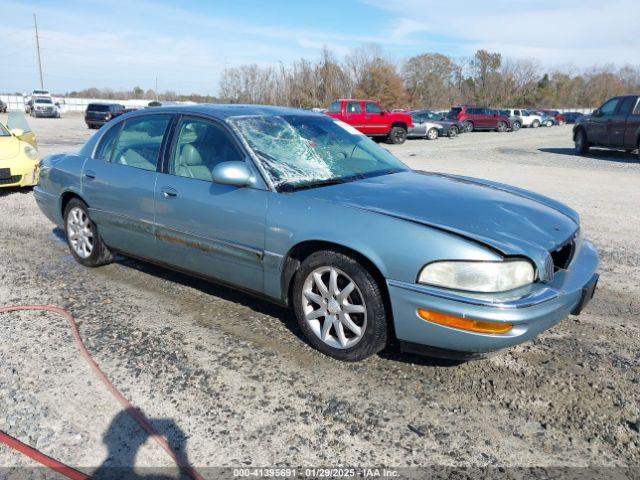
[155,77,158,101]
[33,13,44,89]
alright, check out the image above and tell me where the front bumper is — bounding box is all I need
[33,110,58,118]
[387,239,599,355]
[0,163,39,188]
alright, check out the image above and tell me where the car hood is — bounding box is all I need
[294,171,579,259]
[0,137,20,160]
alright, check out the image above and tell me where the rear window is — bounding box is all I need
[447,107,461,119]
[87,104,110,112]
[327,101,342,113]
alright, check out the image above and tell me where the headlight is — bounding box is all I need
[24,145,38,161]
[418,260,535,293]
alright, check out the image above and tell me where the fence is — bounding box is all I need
[0,94,193,113]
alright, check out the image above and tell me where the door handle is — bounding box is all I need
[161,187,178,199]
[85,170,96,180]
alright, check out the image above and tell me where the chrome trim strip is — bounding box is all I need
[387,279,559,310]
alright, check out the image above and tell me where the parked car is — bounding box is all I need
[504,109,543,128]
[496,109,522,131]
[562,112,584,124]
[532,111,555,127]
[0,112,40,188]
[34,105,599,361]
[408,109,464,137]
[0,99,7,113]
[447,106,511,132]
[538,109,566,125]
[573,95,640,157]
[326,99,413,144]
[30,97,60,118]
[85,103,126,129]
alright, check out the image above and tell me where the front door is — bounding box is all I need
[81,114,173,258]
[589,97,620,145]
[154,115,267,293]
[363,102,387,137]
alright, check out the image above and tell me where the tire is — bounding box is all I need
[512,121,521,131]
[574,129,590,154]
[546,120,553,127]
[387,126,407,145]
[496,121,508,132]
[463,121,474,132]
[532,120,540,128]
[426,128,439,140]
[64,198,113,267]
[448,125,459,137]
[292,250,388,361]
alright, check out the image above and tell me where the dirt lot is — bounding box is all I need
[1,113,639,473]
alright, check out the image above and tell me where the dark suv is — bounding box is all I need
[447,106,511,132]
[573,95,640,157]
[85,103,125,129]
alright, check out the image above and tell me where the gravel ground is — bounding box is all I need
[0,113,638,474]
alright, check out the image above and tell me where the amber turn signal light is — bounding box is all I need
[417,309,513,334]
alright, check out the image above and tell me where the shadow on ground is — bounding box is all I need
[91,408,196,480]
[538,147,639,163]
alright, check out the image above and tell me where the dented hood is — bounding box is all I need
[295,170,579,257]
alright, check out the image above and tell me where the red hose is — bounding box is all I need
[0,305,204,480]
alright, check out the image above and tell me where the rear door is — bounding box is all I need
[363,102,387,136]
[81,114,173,258]
[623,98,640,149]
[609,96,637,147]
[153,115,267,293]
[344,101,366,132]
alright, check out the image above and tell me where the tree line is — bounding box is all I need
[65,45,640,110]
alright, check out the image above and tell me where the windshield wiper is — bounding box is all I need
[278,177,346,192]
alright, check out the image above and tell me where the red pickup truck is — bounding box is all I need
[326,99,413,144]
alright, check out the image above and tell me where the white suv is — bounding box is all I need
[505,109,542,128]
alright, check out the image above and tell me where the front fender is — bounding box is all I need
[263,193,500,300]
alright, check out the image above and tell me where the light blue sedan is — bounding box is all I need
[34,105,599,361]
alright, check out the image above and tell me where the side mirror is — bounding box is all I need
[212,161,252,187]
[10,128,25,138]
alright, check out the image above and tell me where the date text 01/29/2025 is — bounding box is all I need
[232,467,400,477]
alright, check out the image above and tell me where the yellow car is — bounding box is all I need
[0,112,40,188]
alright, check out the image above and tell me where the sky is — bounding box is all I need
[2,0,639,95]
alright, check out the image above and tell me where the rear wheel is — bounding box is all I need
[532,120,540,128]
[448,125,459,137]
[64,198,113,267]
[463,121,474,132]
[292,250,388,361]
[496,121,508,132]
[574,129,590,154]
[545,120,553,127]
[387,126,407,144]
[426,128,439,140]
[512,121,521,131]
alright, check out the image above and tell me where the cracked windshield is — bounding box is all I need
[230,115,408,190]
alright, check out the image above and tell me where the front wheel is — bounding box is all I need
[463,121,474,132]
[64,198,113,267]
[546,120,553,127]
[387,126,407,144]
[574,129,589,154]
[512,121,521,131]
[496,121,508,132]
[448,125,459,137]
[292,250,388,361]
[426,128,439,140]
[532,120,540,128]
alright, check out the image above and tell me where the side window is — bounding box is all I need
[170,118,242,182]
[327,101,342,113]
[514,110,520,116]
[600,98,619,116]
[94,123,122,161]
[346,102,362,114]
[365,102,382,114]
[412,114,424,124]
[111,115,171,171]
[617,97,636,116]
[633,98,640,115]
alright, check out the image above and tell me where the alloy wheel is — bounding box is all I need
[427,128,438,140]
[66,206,94,259]
[301,266,367,349]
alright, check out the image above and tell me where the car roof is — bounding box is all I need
[123,103,322,120]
